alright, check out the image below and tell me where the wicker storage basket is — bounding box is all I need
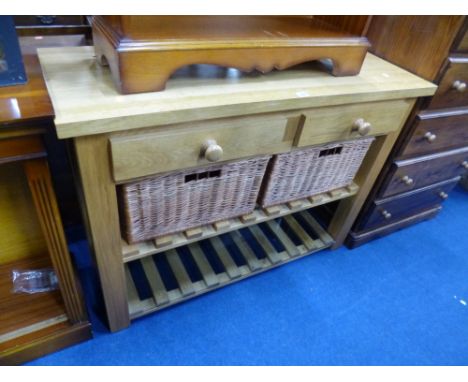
[119,156,271,243]
[259,137,374,207]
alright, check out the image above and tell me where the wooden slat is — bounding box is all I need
[213,220,231,231]
[240,213,256,223]
[122,239,140,257]
[184,227,203,239]
[154,235,173,248]
[165,250,195,296]
[125,267,140,305]
[210,236,241,279]
[265,220,300,257]
[284,215,317,250]
[230,232,262,271]
[188,243,220,287]
[287,200,303,209]
[263,205,281,216]
[300,211,335,246]
[140,257,169,306]
[249,225,282,264]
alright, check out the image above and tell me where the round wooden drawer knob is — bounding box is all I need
[462,161,468,170]
[401,175,414,186]
[352,118,372,136]
[439,191,449,200]
[381,210,392,219]
[202,139,223,162]
[424,132,437,143]
[453,80,467,92]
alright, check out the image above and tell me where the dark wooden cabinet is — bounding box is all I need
[347,16,468,248]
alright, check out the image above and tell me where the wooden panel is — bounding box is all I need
[37,47,436,139]
[428,57,468,109]
[296,99,412,147]
[24,158,88,323]
[0,256,64,338]
[380,146,468,198]
[74,135,130,332]
[357,177,459,231]
[453,19,468,52]
[399,108,468,158]
[347,206,442,249]
[0,162,47,265]
[0,136,45,164]
[366,16,464,81]
[0,321,91,366]
[314,16,372,36]
[110,115,293,181]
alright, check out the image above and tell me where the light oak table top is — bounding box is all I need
[38,46,436,139]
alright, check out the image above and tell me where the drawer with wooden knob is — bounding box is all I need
[398,108,468,158]
[428,56,468,109]
[357,177,460,231]
[379,145,468,198]
[295,99,413,147]
[110,114,295,182]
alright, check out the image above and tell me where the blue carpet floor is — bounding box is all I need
[27,186,468,365]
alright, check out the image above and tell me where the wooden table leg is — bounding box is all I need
[328,128,410,249]
[74,135,130,332]
[23,158,87,324]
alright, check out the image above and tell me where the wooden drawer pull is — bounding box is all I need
[352,118,372,136]
[381,209,392,219]
[400,175,414,186]
[202,139,223,162]
[452,80,467,93]
[461,161,468,170]
[438,191,449,200]
[424,132,437,143]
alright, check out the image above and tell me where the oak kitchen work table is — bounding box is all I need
[38,46,435,332]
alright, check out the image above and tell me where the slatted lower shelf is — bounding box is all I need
[125,209,334,320]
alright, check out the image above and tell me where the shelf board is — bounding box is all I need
[125,209,334,320]
[0,256,67,343]
[121,183,358,262]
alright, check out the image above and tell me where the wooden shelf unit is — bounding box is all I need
[121,183,359,262]
[126,209,333,320]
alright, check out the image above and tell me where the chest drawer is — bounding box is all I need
[295,99,412,147]
[428,57,468,110]
[110,115,295,182]
[358,177,459,231]
[399,108,468,158]
[380,146,468,198]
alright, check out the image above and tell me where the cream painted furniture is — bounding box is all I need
[38,46,435,332]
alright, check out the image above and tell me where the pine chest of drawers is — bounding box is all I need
[38,46,434,332]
